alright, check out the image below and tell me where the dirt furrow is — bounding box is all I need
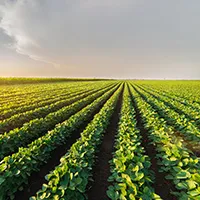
[87,87,123,200]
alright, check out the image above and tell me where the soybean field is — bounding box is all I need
[0,79,199,200]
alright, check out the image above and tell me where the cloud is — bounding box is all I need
[0,0,141,68]
[0,0,68,66]
[0,0,200,78]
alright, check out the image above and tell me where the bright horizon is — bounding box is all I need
[0,0,200,79]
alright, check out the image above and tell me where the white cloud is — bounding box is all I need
[0,0,139,68]
[0,0,64,67]
[0,0,200,78]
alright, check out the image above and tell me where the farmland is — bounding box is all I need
[0,79,199,200]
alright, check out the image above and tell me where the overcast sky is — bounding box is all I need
[0,0,200,79]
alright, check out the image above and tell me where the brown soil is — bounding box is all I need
[14,87,118,200]
[135,85,200,157]
[130,85,177,200]
[175,131,200,157]
[87,87,123,200]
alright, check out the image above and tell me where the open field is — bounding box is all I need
[0,79,199,200]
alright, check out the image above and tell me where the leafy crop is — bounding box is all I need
[0,84,120,200]
[30,85,123,200]
[129,85,200,199]
[0,84,118,159]
[0,80,199,200]
[107,84,161,200]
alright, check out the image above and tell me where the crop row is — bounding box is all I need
[0,83,115,133]
[0,86,86,120]
[30,84,123,200]
[0,81,106,107]
[0,82,78,103]
[135,81,200,104]
[0,80,94,98]
[107,84,161,200]
[129,85,200,199]
[138,84,200,112]
[136,85,200,128]
[0,83,122,200]
[132,85,200,143]
[0,82,103,115]
[0,84,119,160]
[0,77,105,86]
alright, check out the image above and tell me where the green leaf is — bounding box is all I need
[182,158,189,165]
[52,186,57,193]
[186,180,197,190]
[176,182,188,190]
[143,186,152,195]
[29,197,36,200]
[0,177,5,185]
[135,172,144,181]
[59,176,69,190]
[19,186,23,191]
[38,192,47,199]
[169,156,177,161]
[114,159,123,169]
[176,170,191,179]
[143,160,151,168]
[187,189,200,197]
[76,182,86,193]
[53,195,59,200]
[107,187,116,200]
[0,164,7,172]
[69,181,76,190]
[119,183,127,196]
[153,193,162,199]
[15,170,21,176]
[165,174,174,180]
[70,173,73,180]
[75,177,82,185]
[192,173,200,182]
[129,194,136,200]
[132,165,139,172]
[42,184,49,190]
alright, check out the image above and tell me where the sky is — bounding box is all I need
[0,0,200,79]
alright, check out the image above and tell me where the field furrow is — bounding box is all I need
[132,85,200,143]
[135,84,200,128]
[0,83,122,200]
[0,83,116,133]
[30,84,123,200]
[129,85,200,200]
[0,79,199,200]
[0,84,119,159]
